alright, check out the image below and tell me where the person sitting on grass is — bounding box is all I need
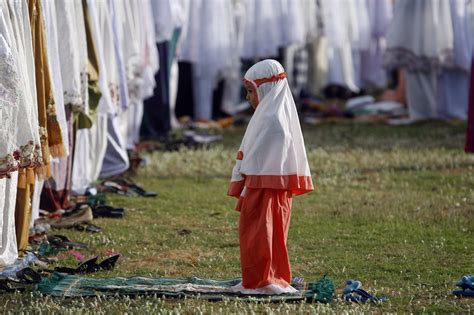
[228,59,314,294]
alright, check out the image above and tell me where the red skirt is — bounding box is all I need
[237,188,293,289]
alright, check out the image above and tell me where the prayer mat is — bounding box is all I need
[38,273,334,303]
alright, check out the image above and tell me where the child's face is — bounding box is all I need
[245,86,259,109]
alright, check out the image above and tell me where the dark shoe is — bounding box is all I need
[97,254,120,271]
[70,223,102,233]
[16,268,42,284]
[0,278,26,293]
[51,206,93,229]
[54,256,99,274]
[92,205,124,218]
[50,235,88,249]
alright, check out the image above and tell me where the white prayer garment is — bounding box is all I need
[178,0,237,120]
[360,0,393,88]
[437,0,473,120]
[320,0,359,92]
[385,0,454,120]
[0,0,44,266]
[229,60,313,197]
[71,0,93,194]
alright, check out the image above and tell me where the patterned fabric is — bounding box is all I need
[38,273,334,303]
[0,0,43,179]
[29,0,65,180]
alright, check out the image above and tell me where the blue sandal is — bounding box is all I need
[453,275,474,297]
[342,279,387,303]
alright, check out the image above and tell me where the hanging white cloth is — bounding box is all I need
[98,0,130,178]
[71,0,93,194]
[178,0,237,120]
[437,0,473,120]
[55,0,83,110]
[4,0,42,171]
[0,0,44,266]
[228,60,313,197]
[0,174,19,266]
[42,0,69,156]
[385,0,454,71]
[320,0,359,92]
[0,3,20,266]
[360,0,393,88]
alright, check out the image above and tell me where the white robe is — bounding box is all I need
[321,0,359,92]
[0,0,43,266]
[98,0,129,179]
[70,0,92,194]
[437,0,473,120]
[178,0,237,120]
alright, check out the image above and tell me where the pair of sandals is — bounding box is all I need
[453,275,474,297]
[52,254,120,275]
[342,280,387,303]
[100,178,158,197]
[92,205,125,219]
[69,222,102,233]
[0,268,42,293]
[47,235,88,250]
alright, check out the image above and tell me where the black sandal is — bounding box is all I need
[71,223,102,233]
[0,278,26,293]
[97,254,120,271]
[52,235,88,249]
[54,256,99,274]
[92,205,124,218]
[16,268,42,284]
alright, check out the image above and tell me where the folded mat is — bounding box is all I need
[38,273,334,303]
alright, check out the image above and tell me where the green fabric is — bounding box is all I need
[38,273,335,303]
[75,112,93,130]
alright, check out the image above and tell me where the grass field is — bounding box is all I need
[2,121,474,313]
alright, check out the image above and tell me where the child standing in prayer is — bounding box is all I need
[228,60,313,294]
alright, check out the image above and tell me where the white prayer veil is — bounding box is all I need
[228,59,313,197]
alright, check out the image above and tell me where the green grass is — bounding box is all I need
[2,121,474,313]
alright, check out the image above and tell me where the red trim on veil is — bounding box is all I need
[243,72,287,88]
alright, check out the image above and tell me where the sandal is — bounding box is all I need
[54,256,99,274]
[96,254,120,271]
[71,223,102,233]
[0,278,26,293]
[92,205,124,218]
[453,275,474,297]
[456,275,474,291]
[52,235,88,249]
[16,268,42,284]
[342,280,387,303]
[109,177,158,197]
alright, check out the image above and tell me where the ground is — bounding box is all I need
[2,121,474,314]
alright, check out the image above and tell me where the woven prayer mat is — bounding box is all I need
[38,273,335,303]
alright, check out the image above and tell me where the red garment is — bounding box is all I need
[237,188,293,289]
[465,57,474,153]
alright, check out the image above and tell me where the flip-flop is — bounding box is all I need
[342,280,387,303]
[342,279,362,295]
[352,288,387,303]
[453,289,474,297]
[456,275,474,291]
